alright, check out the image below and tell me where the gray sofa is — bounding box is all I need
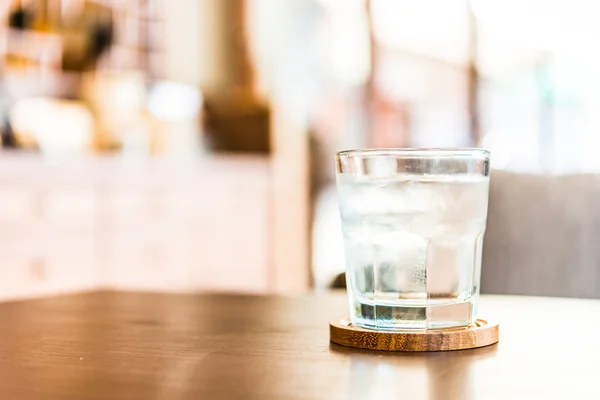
[481,170,600,298]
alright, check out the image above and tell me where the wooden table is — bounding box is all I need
[0,291,598,399]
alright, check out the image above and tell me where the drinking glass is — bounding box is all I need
[336,148,490,330]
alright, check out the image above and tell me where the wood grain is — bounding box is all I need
[330,319,499,351]
[0,291,599,399]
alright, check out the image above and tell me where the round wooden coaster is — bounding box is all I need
[330,319,499,352]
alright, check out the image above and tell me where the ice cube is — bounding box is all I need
[373,230,428,294]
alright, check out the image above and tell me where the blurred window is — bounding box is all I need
[474,0,600,172]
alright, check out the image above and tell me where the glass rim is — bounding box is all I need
[336,147,490,159]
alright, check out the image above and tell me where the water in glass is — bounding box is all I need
[338,173,489,330]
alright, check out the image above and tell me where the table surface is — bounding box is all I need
[0,291,598,399]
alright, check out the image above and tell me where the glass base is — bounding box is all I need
[350,297,475,331]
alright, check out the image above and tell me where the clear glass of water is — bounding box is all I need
[336,148,490,330]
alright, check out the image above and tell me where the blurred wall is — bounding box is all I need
[164,0,227,88]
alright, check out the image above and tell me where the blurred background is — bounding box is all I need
[1,0,599,299]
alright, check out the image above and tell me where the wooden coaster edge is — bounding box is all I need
[330,318,499,352]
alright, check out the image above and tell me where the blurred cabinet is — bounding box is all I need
[0,182,98,300]
[0,154,270,300]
